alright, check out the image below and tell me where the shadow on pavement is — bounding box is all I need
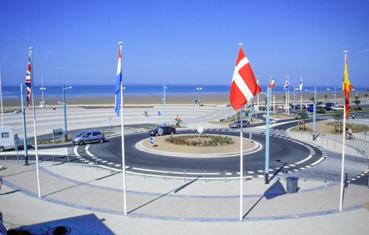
[42,171,120,198]
[128,176,202,214]
[243,179,286,219]
[9,213,114,235]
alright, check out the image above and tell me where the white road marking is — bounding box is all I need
[295,155,313,165]
[131,167,220,175]
[310,157,326,166]
[73,146,80,157]
[85,145,94,157]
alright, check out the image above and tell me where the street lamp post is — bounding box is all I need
[162,84,168,119]
[40,75,46,108]
[62,84,72,141]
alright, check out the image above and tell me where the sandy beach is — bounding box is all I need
[2,90,369,110]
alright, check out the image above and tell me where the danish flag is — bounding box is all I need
[229,48,261,111]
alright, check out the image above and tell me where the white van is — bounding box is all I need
[0,127,18,152]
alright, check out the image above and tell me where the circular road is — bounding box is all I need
[73,128,324,178]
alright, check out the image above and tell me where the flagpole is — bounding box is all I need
[20,84,29,165]
[313,87,317,140]
[119,42,127,215]
[265,86,270,184]
[300,91,303,113]
[239,109,244,221]
[285,90,288,114]
[29,47,41,198]
[287,88,290,115]
[339,102,346,211]
[0,68,4,127]
[339,51,349,211]
[300,77,303,112]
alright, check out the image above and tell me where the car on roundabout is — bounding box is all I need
[72,130,105,145]
[149,125,176,136]
[229,120,250,128]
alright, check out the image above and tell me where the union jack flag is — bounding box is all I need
[25,49,32,107]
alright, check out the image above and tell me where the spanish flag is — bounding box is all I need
[342,52,352,119]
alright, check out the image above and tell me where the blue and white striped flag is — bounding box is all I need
[283,79,290,91]
[299,77,303,91]
[115,43,123,116]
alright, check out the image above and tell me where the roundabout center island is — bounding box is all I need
[136,133,262,158]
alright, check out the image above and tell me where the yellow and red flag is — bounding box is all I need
[342,52,352,119]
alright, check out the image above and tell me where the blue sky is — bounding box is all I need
[1,0,369,87]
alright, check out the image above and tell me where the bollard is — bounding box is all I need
[224,170,227,182]
[67,155,70,166]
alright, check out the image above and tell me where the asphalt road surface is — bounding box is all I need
[74,129,323,178]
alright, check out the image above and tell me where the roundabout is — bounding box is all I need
[136,133,262,158]
[72,128,325,179]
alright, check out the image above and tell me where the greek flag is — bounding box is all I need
[283,79,290,91]
[299,77,303,91]
[115,43,123,116]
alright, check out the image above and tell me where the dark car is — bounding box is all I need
[149,125,176,136]
[72,130,105,145]
[307,104,314,113]
[324,102,335,111]
[229,120,250,128]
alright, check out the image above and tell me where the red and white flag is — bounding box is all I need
[269,79,275,89]
[25,49,32,107]
[229,48,261,111]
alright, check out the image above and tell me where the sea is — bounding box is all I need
[2,84,368,99]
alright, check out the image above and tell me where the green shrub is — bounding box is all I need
[165,135,234,146]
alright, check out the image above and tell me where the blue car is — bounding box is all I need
[72,130,105,145]
[307,104,314,113]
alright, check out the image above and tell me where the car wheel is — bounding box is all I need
[0,146,4,152]
[78,141,84,146]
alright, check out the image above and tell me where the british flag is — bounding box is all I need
[25,49,32,107]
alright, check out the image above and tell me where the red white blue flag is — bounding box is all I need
[25,49,32,107]
[115,43,123,116]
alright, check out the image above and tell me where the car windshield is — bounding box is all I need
[76,132,87,137]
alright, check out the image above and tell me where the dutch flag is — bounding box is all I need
[115,43,123,116]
